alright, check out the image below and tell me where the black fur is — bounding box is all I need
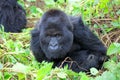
[0,0,26,32]
[30,9,107,72]
[54,0,66,2]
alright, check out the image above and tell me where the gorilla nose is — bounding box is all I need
[51,42,58,47]
[48,42,59,51]
[49,37,59,50]
[49,43,58,50]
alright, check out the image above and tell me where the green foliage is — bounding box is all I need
[79,72,89,80]
[43,67,80,80]
[36,63,53,80]
[91,71,116,80]
[107,43,120,55]
[94,60,120,80]
[28,6,43,17]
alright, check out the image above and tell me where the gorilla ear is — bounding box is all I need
[78,17,85,26]
[31,28,40,37]
[70,16,84,27]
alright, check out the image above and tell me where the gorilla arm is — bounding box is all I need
[71,17,107,55]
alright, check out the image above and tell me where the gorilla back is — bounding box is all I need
[0,0,26,32]
[30,9,107,72]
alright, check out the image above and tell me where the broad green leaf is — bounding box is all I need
[4,72,12,80]
[79,72,89,80]
[103,60,116,71]
[12,63,28,73]
[94,71,116,80]
[57,72,67,79]
[0,72,2,79]
[18,73,25,80]
[44,0,55,5]
[36,63,52,80]
[116,10,120,15]
[111,21,120,27]
[0,63,3,69]
[30,6,38,13]
[107,43,120,55]
[93,0,100,5]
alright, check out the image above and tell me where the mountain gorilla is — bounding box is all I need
[30,9,107,72]
[0,0,26,32]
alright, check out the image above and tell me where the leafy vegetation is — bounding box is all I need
[0,0,120,80]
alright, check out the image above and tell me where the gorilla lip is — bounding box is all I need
[48,45,59,51]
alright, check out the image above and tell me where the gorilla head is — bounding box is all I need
[38,10,74,59]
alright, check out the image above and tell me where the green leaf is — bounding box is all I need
[93,24,99,28]
[44,0,55,5]
[116,10,120,15]
[79,72,89,80]
[90,68,99,75]
[12,63,28,73]
[4,72,12,80]
[30,6,38,13]
[0,63,3,69]
[57,72,67,79]
[18,73,25,80]
[93,0,100,5]
[36,63,52,80]
[103,60,116,71]
[94,71,116,80]
[0,72,2,79]
[111,21,120,27]
[107,43,120,55]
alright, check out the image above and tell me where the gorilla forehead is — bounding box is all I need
[40,17,72,32]
[42,16,70,26]
[41,9,70,24]
[43,9,68,18]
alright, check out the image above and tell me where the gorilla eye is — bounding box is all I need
[55,34,60,37]
[55,34,62,39]
[46,35,51,39]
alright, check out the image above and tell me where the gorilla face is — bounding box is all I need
[38,10,74,59]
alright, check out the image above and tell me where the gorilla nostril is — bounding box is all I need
[50,42,58,47]
[50,41,58,47]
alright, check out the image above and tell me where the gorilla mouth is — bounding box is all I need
[48,45,61,53]
[49,45,59,50]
